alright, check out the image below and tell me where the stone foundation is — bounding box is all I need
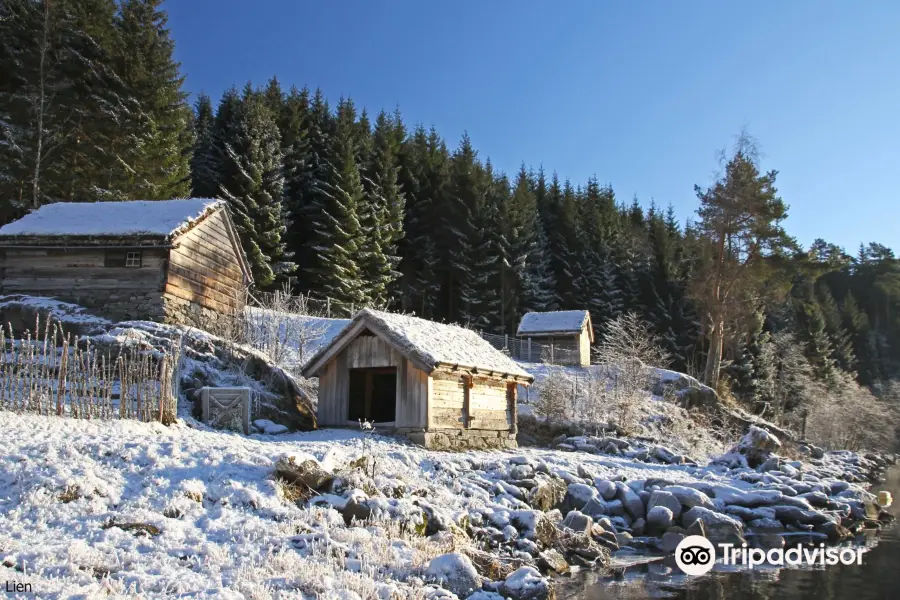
[29,290,166,323]
[162,293,237,334]
[402,428,518,451]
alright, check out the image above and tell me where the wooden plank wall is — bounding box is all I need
[579,328,591,366]
[468,377,514,431]
[317,351,349,426]
[165,210,246,314]
[0,248,167,295]
[429,372,512,431]
[317,334,410,427]
[344,335,402,369]
[396,358,429,429]
[430,373,466,429]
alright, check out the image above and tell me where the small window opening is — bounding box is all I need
[125,251,142,268]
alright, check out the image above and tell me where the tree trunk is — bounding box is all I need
[703,318,724,389]
[32,0,51,209]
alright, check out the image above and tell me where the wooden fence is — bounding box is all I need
[0,315,180,424]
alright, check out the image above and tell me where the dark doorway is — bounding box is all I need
[348,367,397,423]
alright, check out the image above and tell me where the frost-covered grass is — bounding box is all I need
[0,409,766,598]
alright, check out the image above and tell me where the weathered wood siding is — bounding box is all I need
[429,371,512,432]
[396,358,429,429]
[0,247,168,320]
[579,328,591,366]
[0,248,167,293]
[430,373,466,429]
[317,350,348,426]
[316,333,418,427]
[165,209,247,314]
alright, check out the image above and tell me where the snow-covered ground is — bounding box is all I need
[0,410,892,599]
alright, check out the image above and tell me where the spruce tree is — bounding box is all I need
[308,100,366,311]
[294,88,333,294]
[190,93,218,197]
[360,110,405,308]
[113,0,192,199]
[275,85,312,289]
[216,85,291,288]
[445,133,483,323]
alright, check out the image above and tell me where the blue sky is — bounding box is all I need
[165,0,900,253]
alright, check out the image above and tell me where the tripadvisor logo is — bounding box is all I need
[674,535,865,576]
[675,536,716,575]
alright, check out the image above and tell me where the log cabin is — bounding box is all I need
[0,199,252,329]
[516,310,594,366]
[301,309,534,450]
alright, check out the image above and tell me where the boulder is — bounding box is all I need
[664,485,715,510]
[594,479,618,501]
[682,506,744,544]
[566,483,599,511]
[648,490,682,519]
[615,481,645,520]
[730,425,782,468]
[500,566,554,600]
[274,457,333,491]
[425,553,482,598]
[580,498,609,518]
[646,506,674,530]
[527,477,567,512]
[560,510,593,535]
[537,549,569,575]
[661,531,685,553]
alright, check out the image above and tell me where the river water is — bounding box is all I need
[558,466,900,600]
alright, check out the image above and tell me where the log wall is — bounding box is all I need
[0,247,168,321]
[163,209,247,327]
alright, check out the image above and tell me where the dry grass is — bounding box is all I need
[0,313,180,424]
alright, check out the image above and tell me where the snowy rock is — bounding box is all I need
[661,531,685,554]
[274,457,333,491]
[253,419,289,435]
[682,506,744,544]
[646,506,674,530]
[560,510,593,535]
[425,553,482,598]
[537,549,569,575]
[771,505,831,526]
[747,517,784,531]
[566,483,599,510]
[664,485,715,510]
[615,481,645,520]
[730,425,782,467]
[594,479,618,501]
[647,490,682,519]
[580,498,609,518]
[708,484,783,507]
[527,478,566,512]
[509,464,534,480]
[500,566,553,600]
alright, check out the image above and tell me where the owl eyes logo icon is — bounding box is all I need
[675,535,716,576]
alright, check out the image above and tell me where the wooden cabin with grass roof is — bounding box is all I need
[0,199,252,329]
[301,309,534,450]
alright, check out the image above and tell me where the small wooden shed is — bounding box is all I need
[516,310,594,366]
[0,199,252,328]
[301,309,534,450]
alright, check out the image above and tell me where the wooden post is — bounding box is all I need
[462,375,471,429]
[326,297,331,318]
[507,382,518,435]
[528,338,532,362]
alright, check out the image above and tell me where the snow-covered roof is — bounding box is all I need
[516,310,591,337]
[0,198,224,240]
[302,309,533,382]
